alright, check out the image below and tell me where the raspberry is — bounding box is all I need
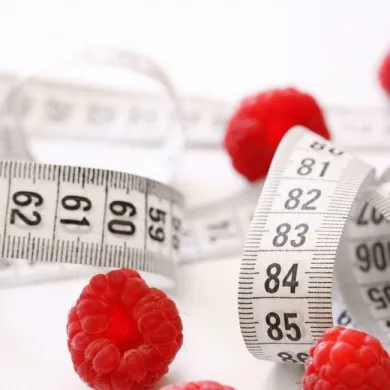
[223,87,331,182]
[67,269,183,390]
[379,49,390,96]
[302,326,390,389]
[161,380,236,390]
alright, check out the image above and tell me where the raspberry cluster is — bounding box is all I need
[223,87,331,182]
[67,269,183,390]
[302,326,390,389]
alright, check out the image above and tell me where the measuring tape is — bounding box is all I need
[238,126,390,363]
[3,50,390,367]
[0,48,190,288]
[0,47,267,288]
[0,71,389,151]
[0,175,261,287]
[0,160,184,289]
[0,50,389,288]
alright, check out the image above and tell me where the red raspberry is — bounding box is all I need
[379,49,390,96]
[302,326,390,390]
[223,87,331,182]
[161,380,235,390]
[67,269,183,390]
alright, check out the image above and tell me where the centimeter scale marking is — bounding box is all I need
[0,178,261,287]
[238,127,375,363]
[0,161,184,286]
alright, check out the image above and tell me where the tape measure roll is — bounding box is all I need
[238,126,390,363]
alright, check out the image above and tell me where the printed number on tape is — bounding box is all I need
[238,126,390,363]
[0,161,184,288]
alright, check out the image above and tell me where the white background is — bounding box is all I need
[0,1,389,389]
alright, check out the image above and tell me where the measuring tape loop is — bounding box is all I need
[0,72,390,151]
[0,49,191,288]
[237,126,390,364]
[0,48,186,183]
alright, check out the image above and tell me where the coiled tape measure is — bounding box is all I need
[1,48,390,364]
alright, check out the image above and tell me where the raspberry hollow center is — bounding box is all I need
[106,304,142,353]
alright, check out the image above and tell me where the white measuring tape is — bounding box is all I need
[0,70,389,151]
[0,48,265,288]
[0,48,189,288]
[2,48,390,366]
[238,126,390,363]
[0,161,184,289]
[0,51,389,288]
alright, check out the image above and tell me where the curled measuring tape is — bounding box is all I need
[238,126,390,364]
[0,48,187,288]
[3,50,390,375]
[1,50,390,352]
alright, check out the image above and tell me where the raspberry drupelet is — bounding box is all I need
[223,87,331,182]
[302,326,390,389]
[67,269,183,390]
